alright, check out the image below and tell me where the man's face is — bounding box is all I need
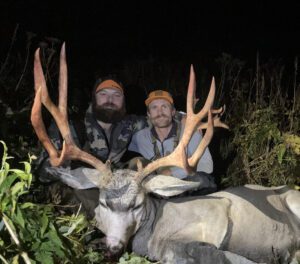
[95,88,124,110]
[147,99,175,128]
[93,88,126,123]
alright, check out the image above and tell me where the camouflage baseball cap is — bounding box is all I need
[145,90,173,106]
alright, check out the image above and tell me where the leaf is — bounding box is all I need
[1,197,10,212]
[47,229,63,249]
[11,254,19,264]
[40,210,49,237]
[21,161,32,175]
[39,236,65,258]
[9,169,30,181]
[119,252,153,264]
[13,207,25,229]
[0,174,18,195]
[0,141,8,169]
[20,202,36,209]
[0,162,10,186]
[35,251,54,264]
[31,241,41,251]
[62,214,85,237]
[11,181,26,196]
[277,144,286,164]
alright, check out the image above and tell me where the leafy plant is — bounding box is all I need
[218,54,300,187]
[0,141,104,263]
[118,252,156,264]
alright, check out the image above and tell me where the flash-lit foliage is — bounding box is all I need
[217,53,300,187]
[0,141,105,263]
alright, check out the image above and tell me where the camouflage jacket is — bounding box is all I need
[84,104,147,165]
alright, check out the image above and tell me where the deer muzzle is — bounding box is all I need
[106,236,125,256]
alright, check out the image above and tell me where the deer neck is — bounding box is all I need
[131,196,162,256]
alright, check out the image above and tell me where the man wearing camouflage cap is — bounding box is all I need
[129,89,216,193]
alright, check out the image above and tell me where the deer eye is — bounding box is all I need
[133,202,143,210]
[99,200,107,208]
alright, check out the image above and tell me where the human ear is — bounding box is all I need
[172,107,176,117]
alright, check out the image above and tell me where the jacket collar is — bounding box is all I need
[151,120,177,141]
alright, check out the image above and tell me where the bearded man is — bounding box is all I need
[85,78,146,165]
[35,77,147,218]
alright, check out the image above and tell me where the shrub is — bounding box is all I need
[218,54,300,187]
[0,141,104,263]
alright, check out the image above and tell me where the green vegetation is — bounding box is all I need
[0,141,154,263]
[217,54,300,187]
[118,253,155,264]
[0,141,104,263]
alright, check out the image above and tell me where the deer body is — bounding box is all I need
[93,172,300,264]
[31,45,300,264]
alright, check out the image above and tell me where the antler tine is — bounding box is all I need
[31,47,64,165]
[197,106,229,130]
[58,43,68,115]
[31,45,112,182]
[181,66,215,146]
[188,109,213,168]
[38,44,70,144]
[31,80,58,162]
[137,66,215,181]
[173,74,216,171]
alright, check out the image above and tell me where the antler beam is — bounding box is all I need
[138,65,220,180]
[31,44,112,183]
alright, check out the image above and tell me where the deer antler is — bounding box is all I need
[137,65,220,180]
[31,43,113,185]
[197,105,229,130]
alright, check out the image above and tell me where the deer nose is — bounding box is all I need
[106,237,124,255]
[109,244,123,254]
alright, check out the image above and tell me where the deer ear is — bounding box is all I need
[81,168,103,187]
[45,167,103,189]
[142,175,200,197]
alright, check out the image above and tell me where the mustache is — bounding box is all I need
[101,102,118,108]
[153,114,168,119]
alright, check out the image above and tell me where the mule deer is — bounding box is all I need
[31,44,300,264]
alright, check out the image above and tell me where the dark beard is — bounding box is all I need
[93,103,126,123]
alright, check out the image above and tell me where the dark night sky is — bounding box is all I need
[0,0,299,108]
[1,1,299,59]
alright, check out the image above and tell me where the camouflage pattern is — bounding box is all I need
[84,104,147,166]
[34,103,147,182]
[33,104,184,218]
[33,103,147,218]
[35,104,186,181]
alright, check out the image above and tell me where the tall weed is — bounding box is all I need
[218,54,300,187]
[0,141,104,263]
